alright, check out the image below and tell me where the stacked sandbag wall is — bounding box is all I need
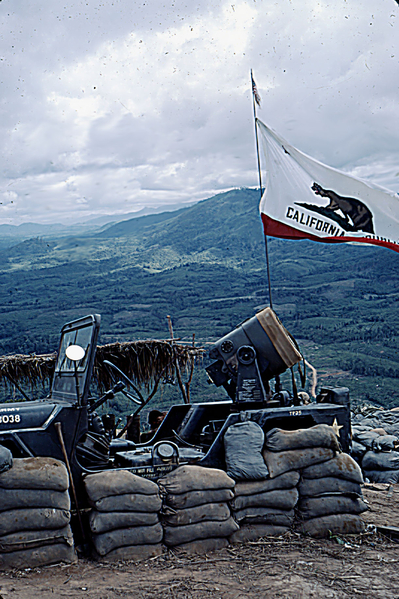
[0,456,76,569]
[229,472,299,542]
[84,470,163,561]
[262,424,368,538]
[223,421,298,542]
[352,420,399,484]
[158,465,238,554]
[350,426,378,464]
[296,452,368,538]
[352,408,399,438]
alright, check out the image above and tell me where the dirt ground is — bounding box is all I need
[1,484,398,599]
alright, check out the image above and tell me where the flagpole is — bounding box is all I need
[251,71,282,394]
[251,70,274,311]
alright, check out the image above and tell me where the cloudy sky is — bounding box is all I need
[1,0,398,225]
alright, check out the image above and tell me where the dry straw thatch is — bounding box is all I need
[95,340,203,391]
[0,340,204,392]
[0,352,56,389]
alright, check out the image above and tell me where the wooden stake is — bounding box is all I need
[55,422,86,544]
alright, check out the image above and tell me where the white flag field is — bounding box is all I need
[257,119,399,253]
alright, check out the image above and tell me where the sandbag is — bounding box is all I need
[165,488,234,510]
[161,502,230,527]
[297,513,365,538]
[172,537,229,555]
[230,488,298,511]
[298,476,362,498]
[95,543,163,562]
[362,450,399,471]
[158,465,235,495]
[234,471,300,496]
[223,421,269,481]
[0,543,76,570]
[163,517,239,547]
[370,427,388,436]
[233,507,295,526]
[377,423,399,437]
[351,441,367,461]
[0,445,12,473]
[352,429,381,448]
[262,448,335,478]
[351,424,372,432]
[372,435,398,452]
[0,457,68,491]
[0,488,70,512]
[0,508,70,536]
[298,496,369,520]
[301,453,363,484]
[94,493,162,513]
[229,524,288,543]
[0,524,73,553]
[93,522,163,556]
[355,418,381,430]
[265,424,340,453]
[84,470,159,502]
[89,510,159,534]
[363,469,399,484]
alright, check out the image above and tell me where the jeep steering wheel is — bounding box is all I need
[103,360,143,405]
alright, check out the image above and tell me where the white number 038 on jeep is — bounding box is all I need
[0,414,21,425]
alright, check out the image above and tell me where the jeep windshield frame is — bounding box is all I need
[50,314,101,405]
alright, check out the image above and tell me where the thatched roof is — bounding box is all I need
[95,340,203,390]
[0,340,205,391]
[0,353,56,389]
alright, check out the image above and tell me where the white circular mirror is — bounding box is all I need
[65,344,85,362]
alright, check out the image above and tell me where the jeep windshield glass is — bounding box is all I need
[57,325,93,372]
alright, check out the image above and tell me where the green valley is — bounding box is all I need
[1,187,399,409]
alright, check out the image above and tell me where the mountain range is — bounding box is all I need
[0,187,399,407]
[0,200,197,248]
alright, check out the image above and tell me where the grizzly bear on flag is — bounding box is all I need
[311,182,375,234]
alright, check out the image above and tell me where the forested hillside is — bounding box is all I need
[0,187,399,407]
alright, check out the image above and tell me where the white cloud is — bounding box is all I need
[0,0,398,224]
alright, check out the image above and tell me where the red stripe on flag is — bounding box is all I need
[260,213,399,253]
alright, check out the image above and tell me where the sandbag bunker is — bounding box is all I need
[0,454,75,570]
[0,423,369,568]
[228,421,367,541]
[351,409,399,484]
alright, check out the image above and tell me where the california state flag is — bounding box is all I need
[257,119,399,253]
